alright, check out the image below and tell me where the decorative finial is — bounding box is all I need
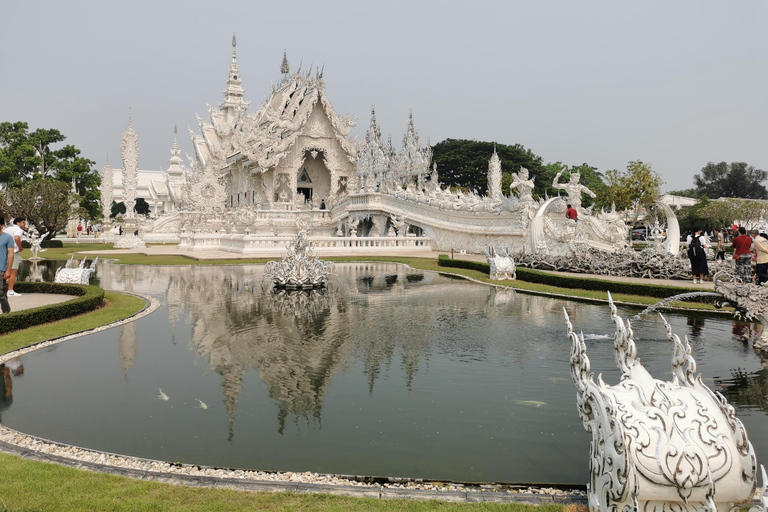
[128,107,132,127]
[281,52,289,74]
[232,33,236,48]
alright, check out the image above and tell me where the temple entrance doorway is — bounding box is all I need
[296,150,331,206]
[297,187,312,204]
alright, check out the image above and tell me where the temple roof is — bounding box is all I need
[192,49,356,174]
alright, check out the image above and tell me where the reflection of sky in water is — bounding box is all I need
[3,262,768,484]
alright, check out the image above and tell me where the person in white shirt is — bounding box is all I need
[5,218,27,297]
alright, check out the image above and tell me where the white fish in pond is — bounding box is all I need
[515,400,547,407]
[157,389,169,401]
[196,399,208,410]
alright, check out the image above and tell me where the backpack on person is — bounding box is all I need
[687,235,702,259]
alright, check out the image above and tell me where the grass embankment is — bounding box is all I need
[0,451,562,512]
[0,291,144,355]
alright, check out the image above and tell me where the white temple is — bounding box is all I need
[101,36,632,256]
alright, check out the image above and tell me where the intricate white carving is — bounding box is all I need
[484,247,516,280]
[54,256,98,284]
[263,229,335,289]
[566,295,760,511]
[121,115,139,218]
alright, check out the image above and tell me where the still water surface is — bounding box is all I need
[1,262,767,484]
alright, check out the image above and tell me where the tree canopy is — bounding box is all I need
[431,139,544,196]
[595,160,663,211]
[0,121,101,219]
[693,161,768,199]
[0,179,75,235]
[430,139,605,206]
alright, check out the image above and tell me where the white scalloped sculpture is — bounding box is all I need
[564,294,766,512]
[484,246,516,281]
[54,256,98,285]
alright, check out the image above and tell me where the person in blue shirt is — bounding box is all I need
[0,217,16,313]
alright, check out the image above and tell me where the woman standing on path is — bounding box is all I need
[754,230,768,284]
[686,227,709,284]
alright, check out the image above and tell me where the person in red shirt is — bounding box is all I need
[731,226,754,282]
[565,204,578,222]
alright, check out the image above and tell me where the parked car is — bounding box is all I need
[631,227,648,241]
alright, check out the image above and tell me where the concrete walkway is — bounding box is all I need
[4,292,78,313]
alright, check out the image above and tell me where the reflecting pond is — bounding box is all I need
[1,262,767,484]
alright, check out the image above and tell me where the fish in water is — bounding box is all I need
[196,399,208,410]
[157,389,169,401]
[515,400,547,407]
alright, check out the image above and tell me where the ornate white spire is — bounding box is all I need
[487,145,502,202]
[100,156,114,223]
[357,106,388,180]
[167,125,184,178]
[280,51,289,75]
[220,33,250,115]
[394,110,431,179]
[121,114,139,218]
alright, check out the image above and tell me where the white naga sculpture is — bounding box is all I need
[484,246,516,280]
[54,255,99,285]
[552,168,596,212]
[565,295,766,512]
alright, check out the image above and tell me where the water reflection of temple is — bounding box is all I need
[99,261,593,437]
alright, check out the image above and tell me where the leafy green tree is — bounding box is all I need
[111,201,126,218]
[595,160,663,211]
[0,121,101,219]
[676,197,719,234]
[665,188,702,199]
[135,198,151,216]
[431,139,544,196]
[0,179,74,236]
[693,161,768,199]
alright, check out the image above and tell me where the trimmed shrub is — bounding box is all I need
[437,255,696,299]
[20,239,63,249]
[0,282,104,334]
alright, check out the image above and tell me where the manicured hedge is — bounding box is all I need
[0,282,105,334]
[20,239,63,249]
[437,255,697,299]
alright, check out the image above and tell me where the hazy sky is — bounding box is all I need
[2,0,766,192]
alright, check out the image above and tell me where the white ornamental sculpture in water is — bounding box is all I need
[54,255,99,285]
[263,229,335,289]
[565,294,766,512]
[484,246,516,280]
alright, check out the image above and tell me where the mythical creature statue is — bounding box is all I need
[552,168,596,212]
[566,295,766,512]
[484,247,516,280]
[23,226,50,260]
[509,167,536,206]
[55,256,99,284]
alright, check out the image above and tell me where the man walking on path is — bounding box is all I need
[715,228,725,265]
[5,218,26,297]
[732,226,754,282]
[0,217,16,313]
